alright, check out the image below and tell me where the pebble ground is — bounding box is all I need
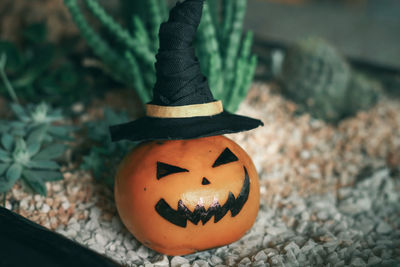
[4,83,400,266]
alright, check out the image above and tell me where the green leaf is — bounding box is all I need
[34,144,66,160]
[10,103,28,121]
[104,107,129,124]
[23,169,63,182]
[47,126,70,137]
[0,176,15,193]
[82,151,102,171]
[17,45,55,87]
[23,23,47,44]
[1,133,13,151]
[6,163,22,183]
[13,138,26,152]
[24,179,47,196]
[48,106,62,117]
[0,148,10,160]
[0,156,10,163]
[9,121,25,129]
[27,160,60,170]
[0,41,23,72]
[0,163,9,176]
[0,121,10,132]
[27,142,41,156]
[27,126,47,146]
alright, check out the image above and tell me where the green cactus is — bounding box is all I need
[197,0,257,111]
[64,0,256,112]
[344,72,381,117]
[281,37,380,123]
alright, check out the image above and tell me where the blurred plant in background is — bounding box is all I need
[0,54,69,197]
[0,53,73,140]
[0,127,66,196]
[0,23,94,107]
[0,0,79,44]
[1,103,72,142]
[280,37,380,123]
[64,0,257,112]
[81,108,135,188]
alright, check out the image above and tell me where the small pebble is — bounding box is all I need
[171,256,189,267]
[41,204,50,213]
[137,245,150,259]
[126,251,140,261]
[376,221,392,234]
[238,257,251,266]
[254,251,268,261]
[153,255,169,266]
[192,260,209,267]
[350,257,365,266]
[209,255,223,265]
[95,233,107,246]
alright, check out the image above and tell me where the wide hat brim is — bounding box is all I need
[110,111,263,142]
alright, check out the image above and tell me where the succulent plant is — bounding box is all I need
[281,37,380,123]
[0,102,72,143]
[0,126,66,195]
[9,102,71,140]
[64,0,256,112]
[0,23,92,106]
[0,53,72,197]
[82,107,135,188]
[0,52,73,142]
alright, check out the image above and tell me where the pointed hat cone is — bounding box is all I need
[110,0,263,142]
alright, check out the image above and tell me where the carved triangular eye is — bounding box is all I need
[157,162,189,180]
[212,148,238,168]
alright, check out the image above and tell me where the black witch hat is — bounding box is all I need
[110,0,263,142]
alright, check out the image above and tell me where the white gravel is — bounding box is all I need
[6,83,400,266]
[55,168,400,266]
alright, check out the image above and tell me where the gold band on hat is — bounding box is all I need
[146,100,223,118]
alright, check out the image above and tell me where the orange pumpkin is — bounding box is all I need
[114,135,260,255]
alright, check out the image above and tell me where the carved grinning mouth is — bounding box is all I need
[155,167,250,228]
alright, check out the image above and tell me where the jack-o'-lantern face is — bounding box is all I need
[114,136,259,256]
[154,147,250,228]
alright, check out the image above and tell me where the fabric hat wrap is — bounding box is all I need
[110,0,263,142]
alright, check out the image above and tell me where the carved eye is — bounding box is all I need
[212,148,238,168]
[157,162,189,180]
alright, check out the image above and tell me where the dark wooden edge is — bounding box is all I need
[0,206,121,267]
